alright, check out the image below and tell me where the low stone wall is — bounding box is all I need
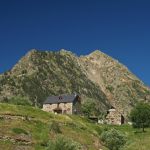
[0,134,32,145]
[0,114,33,121]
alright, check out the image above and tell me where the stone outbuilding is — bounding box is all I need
[42,94,81,114]
[106,107,125,125]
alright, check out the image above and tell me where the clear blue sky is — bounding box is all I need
[0,0,150,86]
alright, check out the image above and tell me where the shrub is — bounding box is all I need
[101,128,126,150]
[81,100,96,117]
[46,135,82,150]
[106,86,114,92]
[49,121,61,134]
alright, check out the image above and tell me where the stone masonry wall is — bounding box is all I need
[43,102,73,114]
[106,110,122,125]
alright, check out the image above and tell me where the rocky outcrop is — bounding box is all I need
[79,50,150,115]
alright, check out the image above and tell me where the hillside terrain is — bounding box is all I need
[79,50,150,115]
[0,103,105,150]
[1,103,150,150]
[0,49,150,116]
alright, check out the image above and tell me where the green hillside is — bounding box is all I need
[0,103,105,150]
[0,103,150,150]
[0,49,109,112]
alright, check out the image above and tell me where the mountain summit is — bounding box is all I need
[0,49,150,116]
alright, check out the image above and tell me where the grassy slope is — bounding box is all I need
[100,125,150,150]
[0,103,105,150]
[0,103,150,150]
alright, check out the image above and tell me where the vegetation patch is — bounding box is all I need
[46,135,83,150]
[12,128,28,135]
[130,102,150,132]
[101,128,126,150]
[1,103,150,150]
[49,121,62,134]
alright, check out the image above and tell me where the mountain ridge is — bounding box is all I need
[0,49,150,116]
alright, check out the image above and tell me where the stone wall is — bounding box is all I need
[42,102,73,114]
[106,109,123,125]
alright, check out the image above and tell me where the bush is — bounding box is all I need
[49,121,61,134]
[81,100,96,117]
[46,135,82,150]
[106,86,114,92]
[101,128,126,150]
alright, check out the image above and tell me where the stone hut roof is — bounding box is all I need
[43,94,78,104]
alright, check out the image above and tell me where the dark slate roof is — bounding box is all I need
[43,94,77,104]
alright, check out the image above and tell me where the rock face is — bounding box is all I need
[79,50,150,115]
[0,49,150,116]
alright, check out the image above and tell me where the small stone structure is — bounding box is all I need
[42,94,81,114]
[106,107,124,125]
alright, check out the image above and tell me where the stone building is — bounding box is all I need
[42,94,81,114]
[106,107,124,125]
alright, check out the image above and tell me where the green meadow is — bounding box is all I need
[0,103,150,150]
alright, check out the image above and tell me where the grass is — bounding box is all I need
[12,128,28,135]
[1,103,150,150]
[99,124,150,150]
[0,103,54,122]
[0,103,103,150]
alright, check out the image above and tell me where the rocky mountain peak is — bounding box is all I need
[89,50,104,56]
[0,49,150,117]
[25,49,39,58]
